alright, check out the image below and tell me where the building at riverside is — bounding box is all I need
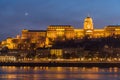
[1,16,120,49]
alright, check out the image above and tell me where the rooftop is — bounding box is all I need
[106,25,120,27]
[49,25,72,27]
[28,30,46,32]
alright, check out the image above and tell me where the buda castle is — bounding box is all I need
[1,16,120,49]
[21,16,120,42]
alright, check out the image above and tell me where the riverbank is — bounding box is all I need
[0,61,120,67]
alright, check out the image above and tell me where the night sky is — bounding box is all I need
[0,0,120,40]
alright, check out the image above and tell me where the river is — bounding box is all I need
[0,66,119,80]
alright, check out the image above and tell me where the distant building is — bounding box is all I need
[50,49,63,58]
[0,55,16,62]
[21,29,46,41]
[1,37,20,49]
[1,16,120,49]
[21,29,47,48]
[47,25,75,40]
[104,25,120,36]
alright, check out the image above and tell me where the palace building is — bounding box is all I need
[47,25,75,40]
[1,16,120,49]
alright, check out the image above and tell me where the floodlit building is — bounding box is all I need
[104,25,120,37]
[0,56,16,62]
[21,29,47,47]
[47,25,75,40]
[1,37,19,49]
[1,16,120,49]
[21,29,46,42]
[50,49,63,57]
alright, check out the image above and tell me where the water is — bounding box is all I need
[0,66,120,80]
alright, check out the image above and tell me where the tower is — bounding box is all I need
[83,16,94,38]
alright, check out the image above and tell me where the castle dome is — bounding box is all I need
[84,16,94,30]
[84,16,93,23]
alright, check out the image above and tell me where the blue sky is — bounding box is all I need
[0,0,120,40]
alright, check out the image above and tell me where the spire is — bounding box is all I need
[88,13,90,17]
[87,13,90,18]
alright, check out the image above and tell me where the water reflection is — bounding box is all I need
[0,66,120,80]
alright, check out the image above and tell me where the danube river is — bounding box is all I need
[0,66,120,80]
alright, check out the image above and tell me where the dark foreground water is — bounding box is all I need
[0,66,120,80]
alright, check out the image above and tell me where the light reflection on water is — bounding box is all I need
[0,66,119,80]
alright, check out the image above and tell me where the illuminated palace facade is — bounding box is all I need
[1,16,120,49]
[22,16,120,40]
